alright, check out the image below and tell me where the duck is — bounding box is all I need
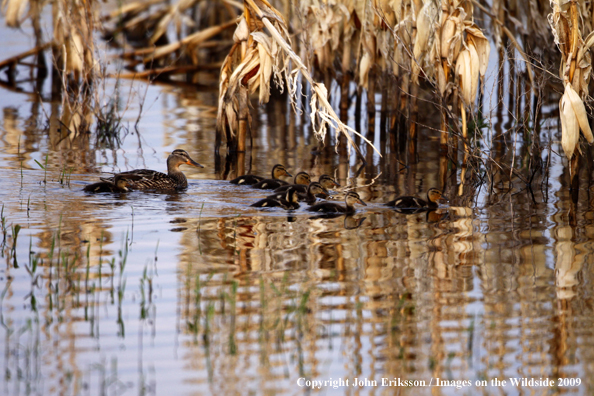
[307,191,367,215]
[385,188,446,210]
[274,174,339,194]
[230,164,290,185]
[83,175,132,193]
[100,149,204,191]
[251,187,300,210]
[252,170,307,190]
[268,182,329,204]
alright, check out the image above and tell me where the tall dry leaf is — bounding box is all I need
[440,17,456,59]
[412,0,438,82]
[560,93,579,160]
[565,83,594,143]
[455,48,471,105]
[3,0,29,28]
[466,26,490,77]
[233,17,249,42]
[468,41,479,105]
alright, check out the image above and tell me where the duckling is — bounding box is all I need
[307,191,367,215]
[274,174,339,194]
[267,182,329,204]
[252,170,307,190]
[100,149,204,191]
[230,164,288,185]
[319,174,341,190]
[385,188,446,210]
[251,188,300,210]
[265,171,311,192]
[83,175,132,193]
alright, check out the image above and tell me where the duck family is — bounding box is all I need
[84,151,447,215]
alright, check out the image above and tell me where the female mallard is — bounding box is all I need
[268,182,329,204]
[274,174,339,194]
[230,164,290,185]
[252,170,307,190]
[251,188,300,210]
[385,188,446,210]
[307,191,366,215]
[101,149,204,191]
[83,175,132,193]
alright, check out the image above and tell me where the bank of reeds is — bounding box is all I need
[2,0,594,200]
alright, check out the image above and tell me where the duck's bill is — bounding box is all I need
[284,171,293,177]
[437,197,449,205]
[187,159,205,168]
[358,199,367,206]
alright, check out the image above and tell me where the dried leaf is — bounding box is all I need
[233,17,249,43]
[466,25,490,77]
[560,94,579,160]
[455,48,472,105]
[468,41,479,105]
[412,0,438,82]
[440,18,456,59]
[3,0,29,28]
[565,83,593,143]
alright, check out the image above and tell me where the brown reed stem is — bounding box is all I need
[238,86,248,152]
[461,102,467,167]
[569,1,578,83]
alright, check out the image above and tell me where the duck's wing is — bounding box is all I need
[253,179,287,190]
[307,202,345,213]
[230,174,264,185]
[103,170,172,190]
[385,196,427,208]
[251,198,283,208]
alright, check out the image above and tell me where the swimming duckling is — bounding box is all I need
[84,175,133,193]
[274,174,339,194]
[230,164,289,185]
[385,188,446,210]
[252,170,308,190]
[268,182,329,204]
[307,191,367,215]
[251,188,300,210]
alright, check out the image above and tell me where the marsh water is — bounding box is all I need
[1,20,594,396]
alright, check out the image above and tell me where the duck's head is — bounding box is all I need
[168,149,204,169]
[345,191,367,206]
[308,182,329,198]
[294,172,311,185]
[272,164,292,179]
[427,188,448,204]
[285,188,300,203]
[319,175,340,189]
